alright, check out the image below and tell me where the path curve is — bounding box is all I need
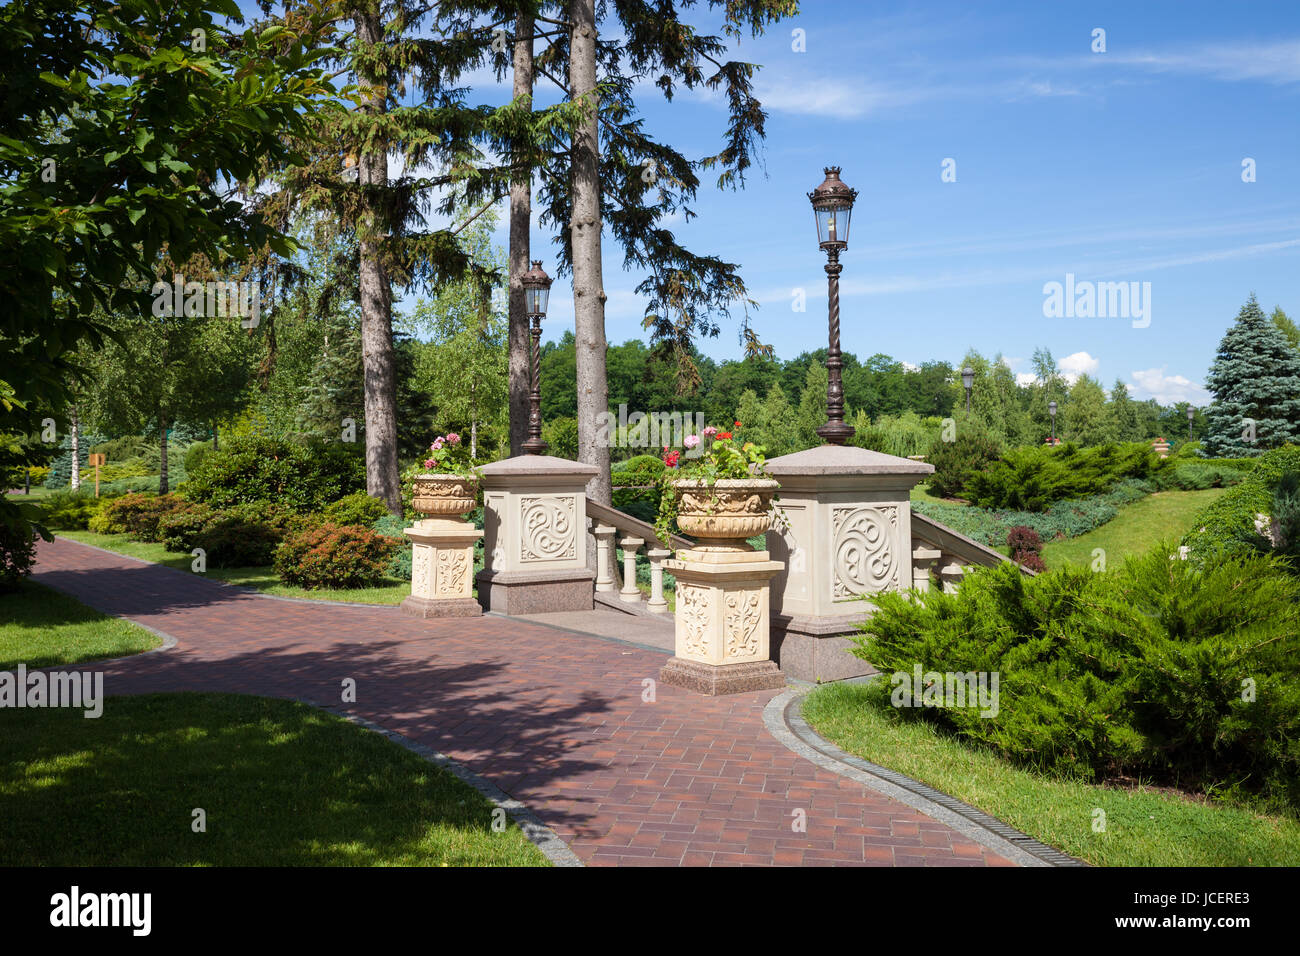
[30,537,1019,867]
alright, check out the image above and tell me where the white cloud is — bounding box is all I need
[1058,351,1099,384]
[1015,372,1038,387]
[1107,40,1300,86]
[1129,368,1212,406]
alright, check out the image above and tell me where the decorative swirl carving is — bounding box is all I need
[411,546,431,598]
[520,495,576,562]
[411,474,479,518]
[832,506,899,599]
[436,548,469,596]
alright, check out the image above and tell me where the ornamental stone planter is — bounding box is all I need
[401,473,483,619]
[670,478,781,549]
[659,477,786,695]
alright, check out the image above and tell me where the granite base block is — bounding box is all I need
[772,614,876,682]
[474,568,595,615]
[658,657,786,696]
[399,595,484,619]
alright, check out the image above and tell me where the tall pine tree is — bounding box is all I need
[1202,294,1300,456]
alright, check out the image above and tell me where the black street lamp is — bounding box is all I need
[961,366,974,413]
[1048,400,1058,442]
[1187,405,1195,441]
[520,260,553,455]
[809,167,859,445]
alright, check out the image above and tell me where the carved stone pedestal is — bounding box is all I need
[659,548,786,695]
[765,445,932,682]
[474,455,597,614]
[400,517,484,618]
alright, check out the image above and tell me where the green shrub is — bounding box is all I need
[39,489,111,530]
[195,514,281,568]
[94,493,187,542]
[274,522,401,589]
[323,492,391,527]
[541,416,579,460]
[88,435,152,462]
[964,442,1167,511]
[373,514,412,579]
[926,427,1002,499]
[158,504,217,553]
[0,521,36,591]
[854,412,940,459]
[183,441,214,476]
[184,436,366,513]
[852,547,1300,812]
[1182,446,1300,558]
[95,457,154,483]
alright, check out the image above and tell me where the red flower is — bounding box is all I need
[663,450,681,467]
[734,421,742,428]
[717,431,733,440]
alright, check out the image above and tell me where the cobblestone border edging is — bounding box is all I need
[295,700,584,867]
[763,687,1089,868]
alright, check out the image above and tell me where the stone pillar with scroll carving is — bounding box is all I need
[474,456,598,614]
[764,445,933,682]
[401,517,485,618]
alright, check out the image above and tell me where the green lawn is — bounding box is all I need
[56,530,410,605]
[803,682,1300,867]
[0,580,161,670]
[1041,488,1227,569]
[0,693,549,866]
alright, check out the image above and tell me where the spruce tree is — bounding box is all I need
[1202,294,1300,456]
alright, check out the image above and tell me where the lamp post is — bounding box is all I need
[520,260,552,455]
[1048,400,1057,443]
[808,167,859,445]
[1188,405,1195,441]
[961,366,974,413]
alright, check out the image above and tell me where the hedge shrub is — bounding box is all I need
[965,442,1167,511]
[1182,446,1300,559]
[323,492,391,527]
[184,436,365,513]
[926,427,1002,499]
[852,547,1300,812]
[91,493,187,541]
[39,489,112,530]
[274,522,401,589]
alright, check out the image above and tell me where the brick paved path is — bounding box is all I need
[32,538,1015,867]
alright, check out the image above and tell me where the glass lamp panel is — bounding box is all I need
[815,202,852,245]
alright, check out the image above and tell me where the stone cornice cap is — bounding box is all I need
[476,455,600,477]
[764,444,935,476]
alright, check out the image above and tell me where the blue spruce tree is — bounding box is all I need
[1202,294,1300,456]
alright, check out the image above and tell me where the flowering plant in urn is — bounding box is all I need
[404,433,479,519]
[654,422,779,549]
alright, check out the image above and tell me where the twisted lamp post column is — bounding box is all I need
[520,260,553,455]
[809,167,858,445]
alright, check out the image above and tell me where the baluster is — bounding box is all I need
[619,535,643,603]
[594,525,617,592]
[646,547,670,613]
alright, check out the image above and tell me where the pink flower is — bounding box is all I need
[684,434,700,449]
[423,459,436,469]
[702,425,718,438]
[446,433,461,445]
[431,438,444,450]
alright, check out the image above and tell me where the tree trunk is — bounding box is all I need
[507,9,535,457]
[356,10,401,513]
[569,0,612,505]
[470,377,478,459]
[159,420,169,495]
[69,404,80,490]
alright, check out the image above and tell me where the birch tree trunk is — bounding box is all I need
[69,404,80,490]
[158,420,169,495]
[569,0,612,505]
[356,8,402,513]
[507,9,535,457]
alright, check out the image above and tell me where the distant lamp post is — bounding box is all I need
[520,260,552,455]
[1187,405,1195,441]
[961,366,974,413]
[809,166,859,445]
[1048,400,1058,443]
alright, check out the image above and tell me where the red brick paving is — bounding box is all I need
[31,538,1016,867]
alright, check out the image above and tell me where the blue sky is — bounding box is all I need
[450,0,1298,406]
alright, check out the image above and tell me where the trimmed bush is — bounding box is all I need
[965,442,1167,511]
[158,504,217,553]
[323,492,391,527]
[926,427,1002,499]
[39,489,111,530]
[183,441,214,477]
[0,521,36,591]
[184,436,365,513]
[1182,446,1300,559]
[92,493,187,541]
[274,523,401,589]
[852,546,1300,812]
[195,514,281,568]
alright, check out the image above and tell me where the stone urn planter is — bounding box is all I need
[671,478,780,550]
[411,474,479,520]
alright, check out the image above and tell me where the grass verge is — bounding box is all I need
[0,580,161,670]
[1042,488,1227,569]
[0,693,550,866]
[55,530,409,605]
[802,681,1300,867]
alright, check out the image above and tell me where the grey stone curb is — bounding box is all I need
[301,700,583,868]
[763,687,1088,868]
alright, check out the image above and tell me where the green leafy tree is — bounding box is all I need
[1203,295,1300,456]
[1063,374,1110,446]
[1108,379,1139,442]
